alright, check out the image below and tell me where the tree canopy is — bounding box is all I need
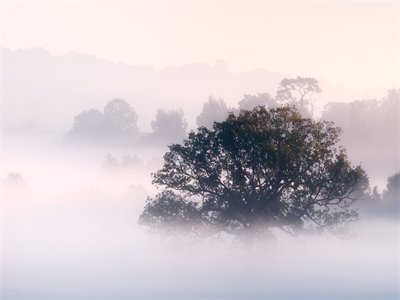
[140,106,369,238]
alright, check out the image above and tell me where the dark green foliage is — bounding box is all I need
[140,106,368,237]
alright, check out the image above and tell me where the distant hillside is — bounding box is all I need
[2,46,387,132]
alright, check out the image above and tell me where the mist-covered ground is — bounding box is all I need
[2,130,399,300]
[2,2,399,298]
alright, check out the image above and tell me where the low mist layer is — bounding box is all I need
[2,131,399,299]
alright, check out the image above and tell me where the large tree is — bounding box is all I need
[140,106,368,238]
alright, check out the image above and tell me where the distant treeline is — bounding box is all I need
[67,78,399,158]
[67,98,187,146]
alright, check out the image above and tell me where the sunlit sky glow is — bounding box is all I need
[1,1,399,91]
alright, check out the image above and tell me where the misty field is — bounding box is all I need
[2,119,399,299]
[1,2,399,299]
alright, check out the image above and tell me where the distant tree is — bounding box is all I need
[368,186,382,202]
[3,172,26,186]
[383,171,400,203]
[276,77,321,117]
[321,90,400,174]
[360,171,399,219]
[196,96,229,129]
[70,109,113,139]
[121,154,142,168]
[376,171,400,218]
[380,89,400,129]
[150,109,188,144]
[238,93,277,111]
[140,106,368,239]
[104,98,139,136]
[69,99,139,143]
[103,153,142,170]
[381,170,400,216]
[103,153,119,169]
[386,88,400,104]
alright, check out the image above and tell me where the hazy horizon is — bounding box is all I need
[2,44,394,93]
[1,45,393,134]
[2,2,398,91]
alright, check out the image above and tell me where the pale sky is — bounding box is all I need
[1,1,399,91]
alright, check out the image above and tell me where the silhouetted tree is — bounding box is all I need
[140,106,368,239]
[276,77,321,117]
[196,96,229,129]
